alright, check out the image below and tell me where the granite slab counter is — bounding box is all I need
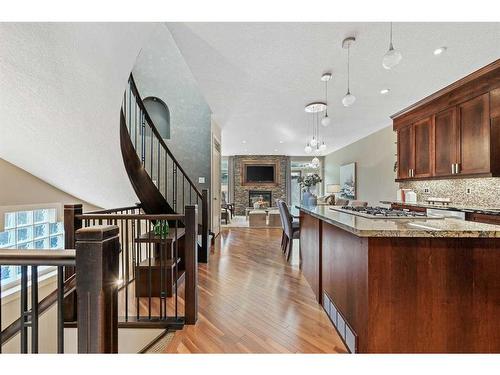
[297,204,500,238]
[379,200,500,215]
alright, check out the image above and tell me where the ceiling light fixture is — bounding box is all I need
[342,37,356,107]
[382,22,402,70]
[380,88,390,95]
[241,140,247,144]
[304,143,312,154]
[321,73,332,127]
[434,46,447,55]
[279,140,284,144]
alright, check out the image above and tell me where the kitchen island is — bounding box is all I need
[298,204,500,353]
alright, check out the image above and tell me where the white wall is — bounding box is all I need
[0,23,157,209]
[324,126,398,206]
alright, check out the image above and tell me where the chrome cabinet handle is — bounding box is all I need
[456,163,460,174]
[451,164,455,174]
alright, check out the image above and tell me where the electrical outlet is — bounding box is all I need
[424,188,430,193]
[198,177,206,184]
[466,187,472,194]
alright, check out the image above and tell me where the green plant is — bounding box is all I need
[154,220,169,238]
[297,174,322,192]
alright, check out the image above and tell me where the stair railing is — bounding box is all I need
[0,225,120,354]
[121,74,209,262]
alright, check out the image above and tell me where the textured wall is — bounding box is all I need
[324,126,398,206]
[399,178,500,208]
[132,24,212,195]
[232,155,290,215]
[0,23,156,208]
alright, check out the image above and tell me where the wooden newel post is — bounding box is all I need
[63,204,83,321]
[75,225,120,353]
[200,189,209,263]
[185,205,198,325]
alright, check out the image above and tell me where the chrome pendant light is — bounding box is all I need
[304,102,327,154]
[342,37,356,107]
[321,73,332,127]
[382,22,402,70]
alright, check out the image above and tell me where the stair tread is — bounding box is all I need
[135,228,185,244]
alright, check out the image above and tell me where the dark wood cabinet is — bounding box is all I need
[397,125,414,179]
[394,60,500,181]
[413,116,433,178]
[458,93,490,175]
[434,107,458,176]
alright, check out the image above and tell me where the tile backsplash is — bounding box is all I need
[399,177,500,208]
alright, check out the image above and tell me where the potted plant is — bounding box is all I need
[298,173,322,206]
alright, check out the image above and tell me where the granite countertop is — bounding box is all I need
[380,200,500,215]
[297,205,500,238]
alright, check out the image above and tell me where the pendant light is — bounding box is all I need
[320,141,327,151]
[304,143,312,154]
[342,37,356,107]
[321,73,332,127]
[311,156,320,168]
[382,22,402,70]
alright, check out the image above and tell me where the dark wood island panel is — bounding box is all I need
[322,223,500,353]
[300,209,500,353]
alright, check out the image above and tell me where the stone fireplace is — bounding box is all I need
[231,155,289,215]
[248,190,272,208]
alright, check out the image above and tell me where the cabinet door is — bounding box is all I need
[397,125,414,179]
[434,108,458,176]
[413,117,433,178]
[458,93,490,175]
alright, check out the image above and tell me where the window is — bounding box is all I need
[221,157,229,203]
[0,208,64,287]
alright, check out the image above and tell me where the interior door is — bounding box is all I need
[434,107,458,176]
[413,116,433,178]
[458,93,490,175]
[397,124,414,179]
[211,138,222,237]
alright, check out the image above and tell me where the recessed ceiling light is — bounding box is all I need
[274,149,278,152]
[380,88,390,95]
[279,140,284,144]
[241,140,247,144]
[433,47,447,56]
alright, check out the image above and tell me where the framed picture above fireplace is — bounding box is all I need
[241,160,279,186]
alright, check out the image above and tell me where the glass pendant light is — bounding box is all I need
[320,141,327,151]
[304,143,312,154]
[321,73,332,126]
[310,137,318,147]
[382,22,402,70]
[342,37,356,107]
[311,156,320,168]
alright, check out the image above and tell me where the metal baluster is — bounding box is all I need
[20,265,28,353]
[148,222,152,320]
[182,176,185,215]
[125,218,129,321]
[173,164,177,212]
[31,266,39,354]
[141,111,146,165]
[57,266,64,353]
[158,141,161,192]
[159,220,164,320]
[150,127,153,178]
[175,220,178,319]
[136,219,141,321]
[134,99,138,149]
[128,82,132,136]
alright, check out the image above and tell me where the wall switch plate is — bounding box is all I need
[198,177,206,184]
[424,188,430,193]
[466,187,472,194]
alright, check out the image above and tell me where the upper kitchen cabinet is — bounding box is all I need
[393,59,500,181]
[434,107,458,177]
[397,124,414,179]
[458,93,490,175]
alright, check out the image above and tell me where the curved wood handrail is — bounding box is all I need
[128,73,203,198]
[1,274,76,347]
[86,204,142,214]
[76,213,184,221]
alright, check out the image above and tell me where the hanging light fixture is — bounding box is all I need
[320,141,327,151]
[311,156,320,168]
[320,73,332,127]
[304,102,326,154]
[382,22,402,70]
[342,37,356,107]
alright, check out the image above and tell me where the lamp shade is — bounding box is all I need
[326,184,341,194]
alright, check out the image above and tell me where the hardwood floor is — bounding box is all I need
[163,227,347,353]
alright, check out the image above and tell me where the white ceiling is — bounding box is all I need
[0,23,156,208]
[167,22,500,156]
